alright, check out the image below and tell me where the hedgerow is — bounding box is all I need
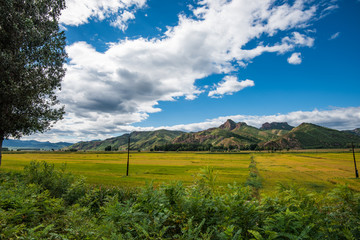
[0,160,359,239]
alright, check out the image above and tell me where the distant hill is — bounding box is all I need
[260,122,294,131]
[262,123,360,149]
[344,128,360,137]
[65,129,184,151]
[172,120,289,148]
[3,139,73,150]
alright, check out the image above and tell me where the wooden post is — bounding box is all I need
[126,134,130,176]
[0,136,3,167]
[352,143,359,178]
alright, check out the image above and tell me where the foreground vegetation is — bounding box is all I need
[1,161,359,239]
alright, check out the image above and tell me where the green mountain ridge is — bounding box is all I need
[3,139,73,150]
[343,128,360,137]
[172,120,282,148]
[65,121,360,151]
[263,123,360,149]
[260,122,294,130]
[65,130,184,151]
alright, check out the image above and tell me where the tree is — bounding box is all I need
[0,0,67,166]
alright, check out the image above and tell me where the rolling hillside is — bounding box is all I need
[3,139,73,150]
[172,120,288,148]
[344,128,360,137]
[65,130,184,151]
[263,123,360,149]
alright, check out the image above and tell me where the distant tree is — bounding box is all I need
[0,0,66,166]
[105,146,112,151]
[249,144,258,151]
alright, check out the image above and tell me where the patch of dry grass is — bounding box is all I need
[255,152,360,193]
[1,152,251,187]
[2,151,359,192]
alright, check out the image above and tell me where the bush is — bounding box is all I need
[0,172,65,239]
[23,161,75,198]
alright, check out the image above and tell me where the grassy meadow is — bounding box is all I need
[1,150,360,192]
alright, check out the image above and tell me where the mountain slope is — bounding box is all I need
[260,122,294,131]
[173,126,261,147]
[66,130,184,151]
[3,139,73,150]
[173,120,289,148]
[344,128,360,137]
[231,122,286,142]
[263,123,360,149]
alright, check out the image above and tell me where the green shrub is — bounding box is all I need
[23,161,75,198]
[0,172,65,239]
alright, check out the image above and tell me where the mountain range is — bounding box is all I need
[64,120,360,151]
[3,139,73,150]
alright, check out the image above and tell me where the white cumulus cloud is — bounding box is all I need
[287,52,302,64]
[60,0,146,30]
[111,10,136,31]
[208,76,254,98]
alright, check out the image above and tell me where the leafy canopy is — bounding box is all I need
[0,0,66,139]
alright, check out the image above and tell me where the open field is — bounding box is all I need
[1,151,360,192]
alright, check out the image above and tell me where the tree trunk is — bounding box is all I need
[0,136,3,167]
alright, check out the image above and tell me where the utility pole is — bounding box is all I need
[126,133,130,176]
[352,143,359,178]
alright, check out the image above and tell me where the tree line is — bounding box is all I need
[150,143,263,152]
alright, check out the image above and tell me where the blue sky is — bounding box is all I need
[27,0,360,142]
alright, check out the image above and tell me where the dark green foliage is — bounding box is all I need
[155,143,213,151]
[0,0,66,138]
[245,156,263,193]
[23,161,75,199]
[0,0,66,165]
[0,171,65,238]
[1,161,360,239]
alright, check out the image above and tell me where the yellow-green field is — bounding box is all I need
[1,151,360,192]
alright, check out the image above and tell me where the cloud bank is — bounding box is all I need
[208,76,254,98]
[165,107,360,133]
